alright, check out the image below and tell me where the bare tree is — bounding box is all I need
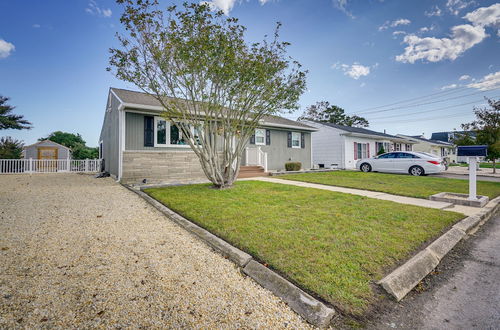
[108,1,306,188]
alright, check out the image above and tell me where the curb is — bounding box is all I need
[123,185,336,328]
[378,196,500,301]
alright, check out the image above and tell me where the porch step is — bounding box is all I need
[238,166,268,178]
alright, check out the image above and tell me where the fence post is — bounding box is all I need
[85,159,89,172]
[29,158,33,174]
[66,158,70,172]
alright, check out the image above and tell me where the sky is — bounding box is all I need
[0,0,499,147]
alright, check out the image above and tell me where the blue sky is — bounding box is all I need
[1,0,499,146]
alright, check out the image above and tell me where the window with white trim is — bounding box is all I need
[357,143,368,159]
[154,117,200,147]
[292,132,301,148]
[405,144,412,151]
[255,128,266,145]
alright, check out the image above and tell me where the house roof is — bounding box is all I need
[397,134,454,147]
[311,121,406,139]
[110,88,315,131]
[23,140,71,151]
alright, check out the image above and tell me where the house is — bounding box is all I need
[431,131,476,143]
[302,121,415,170]
[22,140,71,160]
[99,88,316,184]
[396,134,456,163]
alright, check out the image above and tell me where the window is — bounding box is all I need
[377,152,397,159]
[292,132,301,148]
[154,117,199,147]
[356,143,369,159]
[405,144,412,151]
[394,143,401,151]
[255,128,266,145]
[375,142,391,153]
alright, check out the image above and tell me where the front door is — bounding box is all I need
[37,147,58,171]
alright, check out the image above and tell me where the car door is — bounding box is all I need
[392,152,414,173]
[373,152,396,172]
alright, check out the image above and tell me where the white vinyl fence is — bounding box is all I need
[0,159,102,174]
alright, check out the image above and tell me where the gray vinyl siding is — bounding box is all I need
[126,111,312,170]
[99,92,121,177]
[23,140,71,159]
[242,128,312,171]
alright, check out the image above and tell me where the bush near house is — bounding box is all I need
[285,162,302,171]
[145,181,463,315]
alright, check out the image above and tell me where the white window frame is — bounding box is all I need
[255,128,266,145]
[153,117,192,148]
[357,142,368,159]
[291,131,301,148]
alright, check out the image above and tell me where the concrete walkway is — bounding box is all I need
[245,177,479,216]
[446,165,500,178]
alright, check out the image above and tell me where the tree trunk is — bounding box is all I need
[493,159,496,174]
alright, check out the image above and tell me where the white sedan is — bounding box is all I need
[356,151,445,176]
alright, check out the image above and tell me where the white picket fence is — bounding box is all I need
[0,159,102,174]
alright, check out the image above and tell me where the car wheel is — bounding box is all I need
[409,165,424,176]
[360,163,372,172]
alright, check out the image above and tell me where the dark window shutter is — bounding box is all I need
[266,129,271,145]
[250,134,255,144]
[354,142,358,160]
[287,132,292,148]
[144,116,154,147]
[301,133,305,149]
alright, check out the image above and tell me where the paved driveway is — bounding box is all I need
[0,174,308,328]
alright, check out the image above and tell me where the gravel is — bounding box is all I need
[0,174,310,328]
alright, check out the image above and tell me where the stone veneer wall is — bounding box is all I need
[121,151,207,185]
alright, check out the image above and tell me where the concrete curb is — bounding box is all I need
[378,196,500,301]
[124,185,336,327]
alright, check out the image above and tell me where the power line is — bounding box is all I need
[355,88,498,115]
[366,97,498,121]
[369,111,474,124]
[352,86,470,113]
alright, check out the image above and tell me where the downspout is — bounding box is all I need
[117,104,125,182]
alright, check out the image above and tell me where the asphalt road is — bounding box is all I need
[370,214,500,329]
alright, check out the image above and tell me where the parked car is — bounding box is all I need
[356,151,445,176]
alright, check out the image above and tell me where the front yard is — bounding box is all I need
[281,171,500,199]
[145,181,463,315]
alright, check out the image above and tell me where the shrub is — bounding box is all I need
[285,162,302,171]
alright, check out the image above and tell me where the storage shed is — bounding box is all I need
[22,140,71,160]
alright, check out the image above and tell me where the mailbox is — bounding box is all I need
[457,145,488,157]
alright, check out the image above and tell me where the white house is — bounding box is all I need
[396,134,457,163]
[303,121,414,169]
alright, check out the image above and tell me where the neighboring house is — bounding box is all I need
[302,121,414,170]
[431,131,476,143]
[22,140,71,160]
[396,134,456,163]
[99,88,316,184]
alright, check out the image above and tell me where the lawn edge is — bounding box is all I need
[378,196,500,301]
[122,184,336,328]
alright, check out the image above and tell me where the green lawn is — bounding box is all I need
[281,171,500,199]
[145,181,463,315]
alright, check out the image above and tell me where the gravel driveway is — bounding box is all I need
[0,174,308,328]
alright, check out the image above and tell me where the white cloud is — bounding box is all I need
[204,0,272,15]
[86,0,112,18]
[463,3,500,29]
[446,0,475,15]
[393,30,406,37]
[396,24,486,63]
[332,62,374,80]
[32,24,41,28]
[441,83,459,90]
[468,71,500,91]
[459,74,471,80]
[360,82,366,88]
[0,39,15,59]
[379,18,411,31]
[425,5,442,17]
[419,25,435,33]
[332,0,355,18]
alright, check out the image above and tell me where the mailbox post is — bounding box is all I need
[457,145,488,201]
